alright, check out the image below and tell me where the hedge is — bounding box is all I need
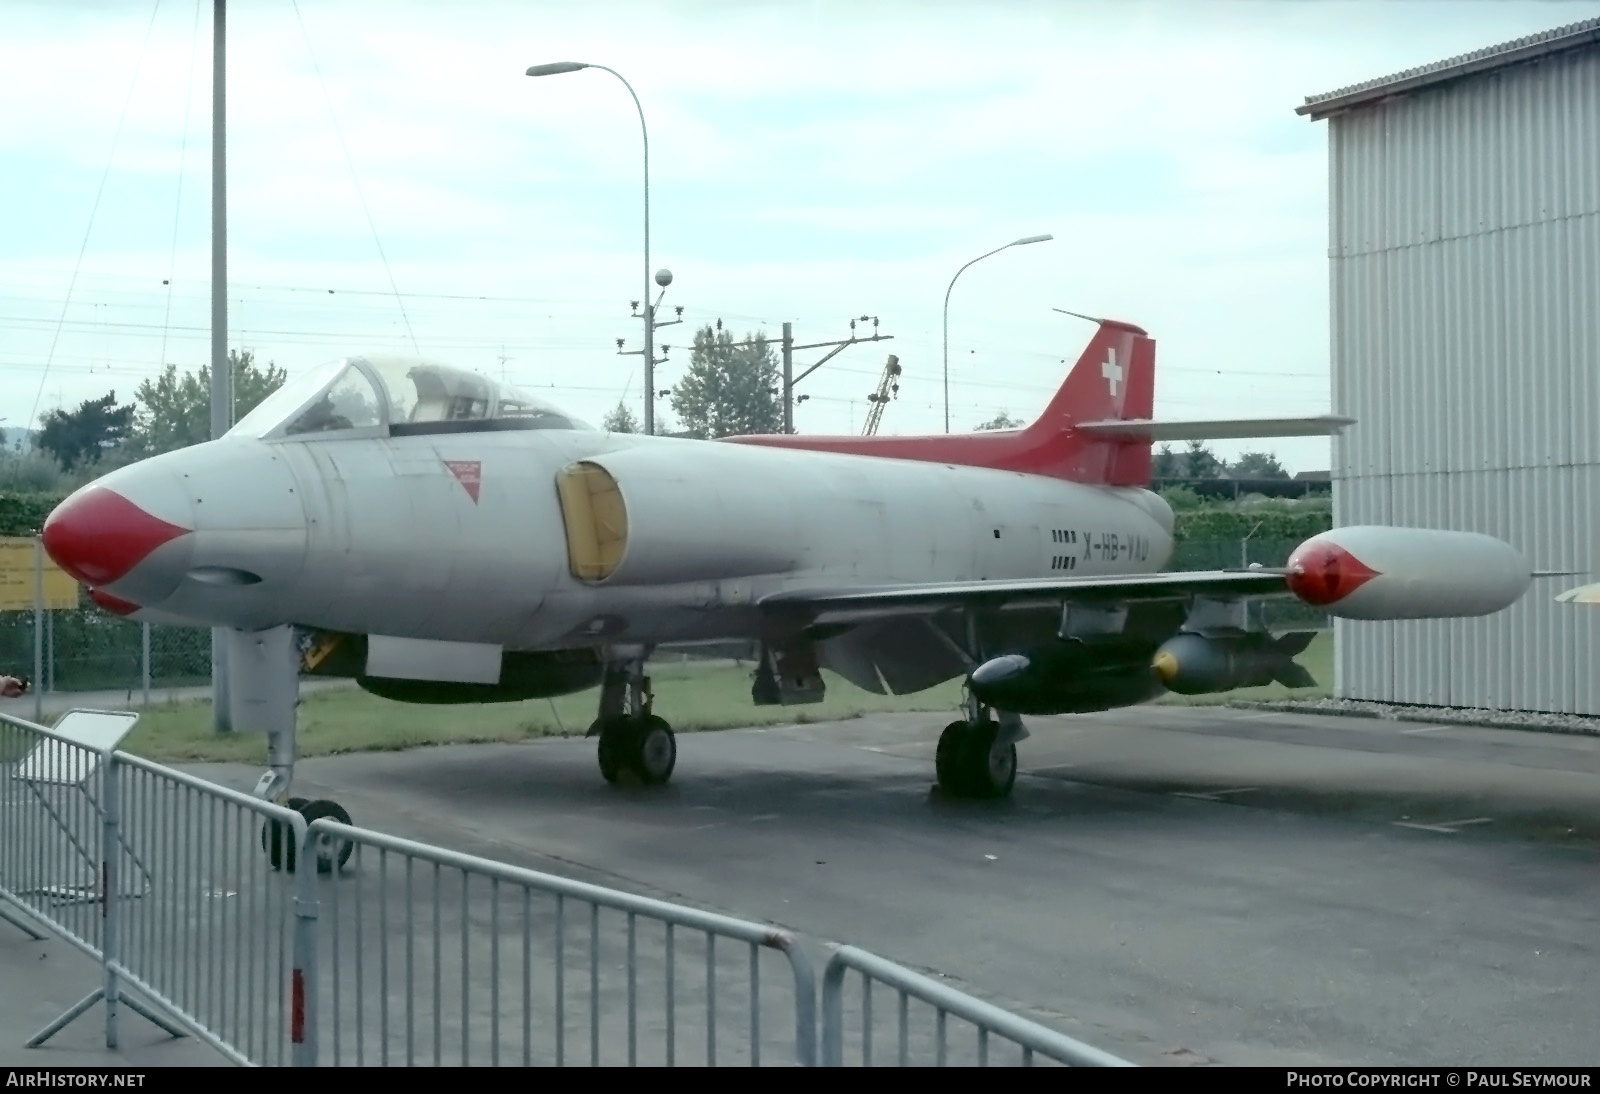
[0,493,66,537]
[1172,499,1332,544]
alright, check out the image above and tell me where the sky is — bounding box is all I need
[2,0,1595,475]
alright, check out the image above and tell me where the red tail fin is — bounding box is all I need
[723,318,1157,486]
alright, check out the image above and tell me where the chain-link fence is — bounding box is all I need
[0,604,212,696]
[0,538,1326,702]
[1170,536,1330,630]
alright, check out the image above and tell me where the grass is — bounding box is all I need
[116,634,1332,765]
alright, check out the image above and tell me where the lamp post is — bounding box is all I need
[526,60,658,434]
[942,234,1053,433]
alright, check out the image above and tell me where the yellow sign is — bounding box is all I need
[0,537,81,612]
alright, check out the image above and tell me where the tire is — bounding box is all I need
[597,717,632,784]
[262,797,314,872]
[633,716,676,786]
[299,799,355,875]
[966,722,1017,800]
[935,720,974,797]
[262,814,294,872]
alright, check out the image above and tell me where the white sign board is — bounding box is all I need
[12,711,140,786]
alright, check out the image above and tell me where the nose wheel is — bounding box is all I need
[262,798,356,874]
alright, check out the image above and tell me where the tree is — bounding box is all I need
[36,391,134,472]
[1152,443,1182,478]
[974,412,1024,431]
[602,399,640,434]
[1228,450,1290,479]
[126,349,287,459]
[668,323,783,439]
[1181,439,1225,479]
[1158,484,1205,511]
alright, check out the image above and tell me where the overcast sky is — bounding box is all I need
[2,0,1593,473]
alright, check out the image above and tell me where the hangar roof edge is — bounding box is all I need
[1297,16,1600,121]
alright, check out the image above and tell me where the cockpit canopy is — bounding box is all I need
[228,355,593,440]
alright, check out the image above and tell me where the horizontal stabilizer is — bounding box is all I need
[1075,415,1355,441]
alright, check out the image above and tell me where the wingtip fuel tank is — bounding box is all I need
[1285,526,1531,620]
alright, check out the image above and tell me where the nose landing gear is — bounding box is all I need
[238,626,358,874]
[261,798,355,874]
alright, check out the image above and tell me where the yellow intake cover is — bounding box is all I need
[555,462,628,582]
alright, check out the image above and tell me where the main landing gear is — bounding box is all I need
[931,612,1028,801]
[935,702,1025,801]
[588,658,677,787]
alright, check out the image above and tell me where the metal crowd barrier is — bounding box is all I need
[0,710,192,1055]
[289,821,817,1067]
[110,753,309,1066]
[820,946,1134,1066]
[2,708,1136,1068]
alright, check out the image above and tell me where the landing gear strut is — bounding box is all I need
[236,626,357,874]
[588,657,677,786]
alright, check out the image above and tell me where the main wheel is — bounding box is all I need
[935,720,1017,800]
[596,715,677,786]
[936,720,974,796]
[964,722,1017,800]
[596,716,633,784]
[632,715,676,786]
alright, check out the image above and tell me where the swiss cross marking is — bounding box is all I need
[1102,347,1123,400]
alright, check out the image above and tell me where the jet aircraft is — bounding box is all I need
[39,317,1537,871]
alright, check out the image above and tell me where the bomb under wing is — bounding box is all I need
[1151,631,1318,696]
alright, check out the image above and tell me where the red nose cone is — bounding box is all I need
[42,487,190,587]
[1286,539,1381,606]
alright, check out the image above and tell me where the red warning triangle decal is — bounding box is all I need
[444,460,481,503]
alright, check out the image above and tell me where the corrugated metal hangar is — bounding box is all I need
[1298,18,1600,714]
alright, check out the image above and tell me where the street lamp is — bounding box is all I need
[942,233,1053,433]
[526,60,660,434]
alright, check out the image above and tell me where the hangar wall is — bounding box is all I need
[1302,20,1600,713]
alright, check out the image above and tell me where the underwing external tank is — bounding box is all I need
[966,637,1166,715]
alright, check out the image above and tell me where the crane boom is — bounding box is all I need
[862,354,902,436]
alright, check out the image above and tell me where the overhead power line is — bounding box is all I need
[290,0,419,354]
[26,0,163,430]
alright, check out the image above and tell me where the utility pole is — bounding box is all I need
[617,275,683,431]
[210,0,232,732]
[782,317,893,434]
[497,346,514,384]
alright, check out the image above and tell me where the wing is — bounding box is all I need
[759,569,1291,626]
